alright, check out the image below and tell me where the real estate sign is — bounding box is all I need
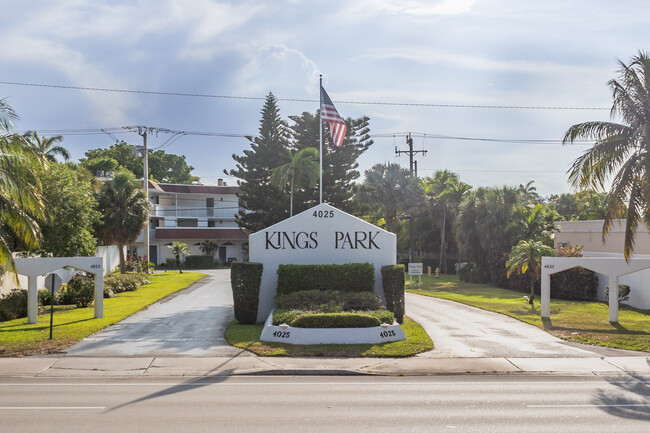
[249,203,397,323]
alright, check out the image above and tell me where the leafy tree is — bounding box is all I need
[38,163,100,257]
[506,240,555,304]
[548,190,609,221]
[95,171,148,273]
[290,111,373,213]
[563,51,650,259]
[0,99,45,279]
[354,163,425,233]
[270,147,320,217]
[168,241,190,273]
[81,141,198,184]
[199,240,218,257]
[22,131,69,162]
[507,203,558,246]
[227,92,292,231]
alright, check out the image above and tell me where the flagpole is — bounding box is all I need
[319,74,323,204]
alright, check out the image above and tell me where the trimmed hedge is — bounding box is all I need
[381,265,405,324]
[276,263,374,295]
[184,255,214,269]
[64,274,95,308]
[550,268,598,301]
[273,309,395,328]
[231,261,263,324]
[0,289,28,322]
[104,272,150,295]
[276,290,382,312]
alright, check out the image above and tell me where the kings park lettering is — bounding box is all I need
[265,230,381,250]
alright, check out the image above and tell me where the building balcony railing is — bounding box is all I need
[151,205,237,219]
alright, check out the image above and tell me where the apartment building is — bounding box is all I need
[130,179,248,265]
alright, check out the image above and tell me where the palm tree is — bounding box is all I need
[22,131,69,162]
[507,203,558,246]
[270,147,320,217]
[563,51,650,259]
[0,99,46,279]
[95,171,148,273]
[168,241,190,273]
[506,240,555,305]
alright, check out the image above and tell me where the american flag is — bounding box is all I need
[321,87,347,147]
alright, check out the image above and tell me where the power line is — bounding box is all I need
[0,80,610,110]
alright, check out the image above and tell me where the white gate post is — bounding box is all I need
[541,268,551,318]
[27,276,38,324]
[608,275,619,323]
[94,272,103,319]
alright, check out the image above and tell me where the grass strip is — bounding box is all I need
[225,316,433,357]
[406,274,649,353]
[0,271,207,356]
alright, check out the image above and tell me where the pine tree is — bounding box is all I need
[290,111,373,214]
[227,93,291,231]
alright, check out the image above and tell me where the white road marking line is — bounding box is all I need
[0,407,105,410]
[528,403,650,408]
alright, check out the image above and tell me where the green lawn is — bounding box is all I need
[225,316,433,357]
[407,274,650,353]
[0,271,207,356]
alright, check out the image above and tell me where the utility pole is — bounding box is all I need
[395,133,427,262]
[138,127,149,267]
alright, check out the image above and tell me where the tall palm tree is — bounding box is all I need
[270,147,320,217]
[168,241,190,273]
[563,51,650,259]
[95,171,148,273]
[506,240,555,305]
[22,131,69,162]
[0,99,45,279]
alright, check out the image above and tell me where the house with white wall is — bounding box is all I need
[555,219,650,309]
[130,179,248,266]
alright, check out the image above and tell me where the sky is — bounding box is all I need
[1,0,648,197]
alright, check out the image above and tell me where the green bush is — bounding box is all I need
[275,289,383,312]
[184,255,214,269]
[38,288,60,306]
[104,272,150,294]
[0,289,28,322]
[381,265,405,324]
[272,309,395,327]
[276,263,374,295]
[550,268,598,301]
[231,261,263,324]
[64,274,95,307]
[341,291,383,311]
[605,284,631,304]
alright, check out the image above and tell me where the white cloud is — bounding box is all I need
[354,0,476,16]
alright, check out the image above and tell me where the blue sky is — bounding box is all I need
[1,0,648,196]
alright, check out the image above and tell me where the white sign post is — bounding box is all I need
[408,262,423,287]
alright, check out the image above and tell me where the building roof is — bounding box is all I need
[146,180,239,195]
[155,228,248,240]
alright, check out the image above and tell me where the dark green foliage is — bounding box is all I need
[381,265,405,323]
[458,263,486,283]
[184,255,214,268]
[0,289,28,321]
[38,288,60,306]
[104,272,150,294]
[276,263,374,295]
[276,289,382,312]
[272,309,304,326]
[231,261,263,324]
[62,274,95,308]
[288,312,382,328]
[550,268,598,301]
[605,284,631,304]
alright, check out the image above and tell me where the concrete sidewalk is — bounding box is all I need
[1,354,648,377]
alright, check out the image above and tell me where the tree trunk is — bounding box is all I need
[529,275,535,305]
[176,254,183,274]
[119,243,126,274]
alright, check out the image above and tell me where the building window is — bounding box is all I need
[177,219,198,228]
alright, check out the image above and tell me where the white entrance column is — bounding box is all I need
[27,276,38,324]
[608,275,618,323]
[541,268,551,318]
[94,271,104,319]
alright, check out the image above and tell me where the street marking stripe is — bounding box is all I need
[0,380,647,386]
[528,403,649,408]
[0,407,105,410]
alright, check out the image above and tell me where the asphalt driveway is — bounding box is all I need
[406,292,645,358]
[66,269,249,357]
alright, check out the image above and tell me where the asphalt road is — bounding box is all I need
[0,375,648,432]
[405,293,645,358]
[66,269,247,357]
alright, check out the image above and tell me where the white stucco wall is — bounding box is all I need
[249,203,397,323]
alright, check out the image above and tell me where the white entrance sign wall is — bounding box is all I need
[540,256,650,322]
[13,257,104,324]
[249,203,397,323]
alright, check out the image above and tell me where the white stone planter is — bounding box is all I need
[259,310,406,345]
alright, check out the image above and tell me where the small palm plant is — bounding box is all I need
[168,241,190,273]
[506,240,555,305]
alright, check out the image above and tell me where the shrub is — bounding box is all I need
[276,290,340,310]
[341,291,383,311]
[276,263,374,295]
[290,312,382,328]
[605,284,631,305]
[64,274,95,307]
[0,289,28,322]
[272,309,304,326]
[381,265,405,324]
[184,255,214,269]
[550,268,598,301]
[38,288,60,306]
[231,261,263,324]
[104,272,150,294]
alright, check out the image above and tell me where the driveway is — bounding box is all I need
[66,269,249,357]
[406,292,645,358]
